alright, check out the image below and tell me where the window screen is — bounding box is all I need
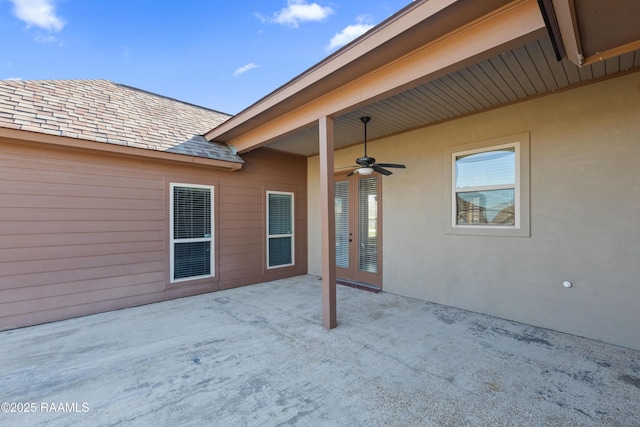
[267,191,294,268]
[170,184,213,282]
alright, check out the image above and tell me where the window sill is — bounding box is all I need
[447,225,529,237]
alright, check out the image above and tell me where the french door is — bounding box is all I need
[335,173,382,288]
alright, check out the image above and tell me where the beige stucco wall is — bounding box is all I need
[308,71,640,350]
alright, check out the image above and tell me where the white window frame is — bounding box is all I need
[170,183,215,283]
[266,190,295,269]
[445,133,530,237]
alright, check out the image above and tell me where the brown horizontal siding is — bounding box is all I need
[0,262,164,290]
[0,139,307,331]
[0,165,162,190]
[0,231,162,249]
[2,271,164,304]
[217,210,262,222]
[0,220,164,235]
[2,251,163,276]
[0,194,163,210]
[0,207,164,222]
[1,281,166,317]
[0,180,163,200]
[0,241,162,263]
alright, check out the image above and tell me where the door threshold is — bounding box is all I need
[336,279,381,293]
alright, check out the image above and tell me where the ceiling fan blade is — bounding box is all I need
[372,165,392,176]
[376,163,406,169]
[346,170,356,177]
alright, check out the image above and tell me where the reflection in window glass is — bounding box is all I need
[456,189,515,225]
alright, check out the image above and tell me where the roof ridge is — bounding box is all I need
[1,78,112,83]
[1,78,232,117]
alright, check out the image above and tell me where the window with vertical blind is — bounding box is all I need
[446,133,530,237]
[267,191,294,269]
[358,176,378,273]
[335,181,350,269]
[170,184,214,282]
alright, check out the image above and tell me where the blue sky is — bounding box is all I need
[1,0,411,114]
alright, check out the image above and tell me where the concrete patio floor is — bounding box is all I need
[1,275,639,426]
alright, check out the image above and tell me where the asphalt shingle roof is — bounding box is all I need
[0,79,243,164]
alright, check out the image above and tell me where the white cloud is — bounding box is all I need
[326,15,374,51]
[258,0,333,28]
[233,63,259,77]
[34,32,58,43]
[4,77,23,80]
[9,0,65,32]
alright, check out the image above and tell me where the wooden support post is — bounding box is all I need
[319,116,337,329]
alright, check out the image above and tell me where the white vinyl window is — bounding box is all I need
[267,191,294,269]
[170,184,214,282]
[446,133,530,237]
[454,143,519,228]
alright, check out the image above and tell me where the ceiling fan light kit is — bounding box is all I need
[346,117,406,177]
[356,167,374,175]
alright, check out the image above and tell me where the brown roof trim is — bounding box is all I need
[0,127,243,171]
[204,0,515,144]
[537,0,640,67]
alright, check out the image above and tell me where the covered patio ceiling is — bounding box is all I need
[206,0,640,158]
[266,37,640,157]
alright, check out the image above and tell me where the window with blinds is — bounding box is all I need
[334,181,350,269]
[358,176,378,273]
[170,184,214,282]
[267,191,294,269]
[453,143,518,227]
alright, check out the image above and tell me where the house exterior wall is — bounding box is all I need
[0,143,307,330]
[308,71,640,350]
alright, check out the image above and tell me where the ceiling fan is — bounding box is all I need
[347,116,406,176]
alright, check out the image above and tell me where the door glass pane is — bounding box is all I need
[456,189,515,225]
[358,177,377,273]
[456,147,515,189]
[335,181,349,268]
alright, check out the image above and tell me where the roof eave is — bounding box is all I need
[0,127,244,171]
